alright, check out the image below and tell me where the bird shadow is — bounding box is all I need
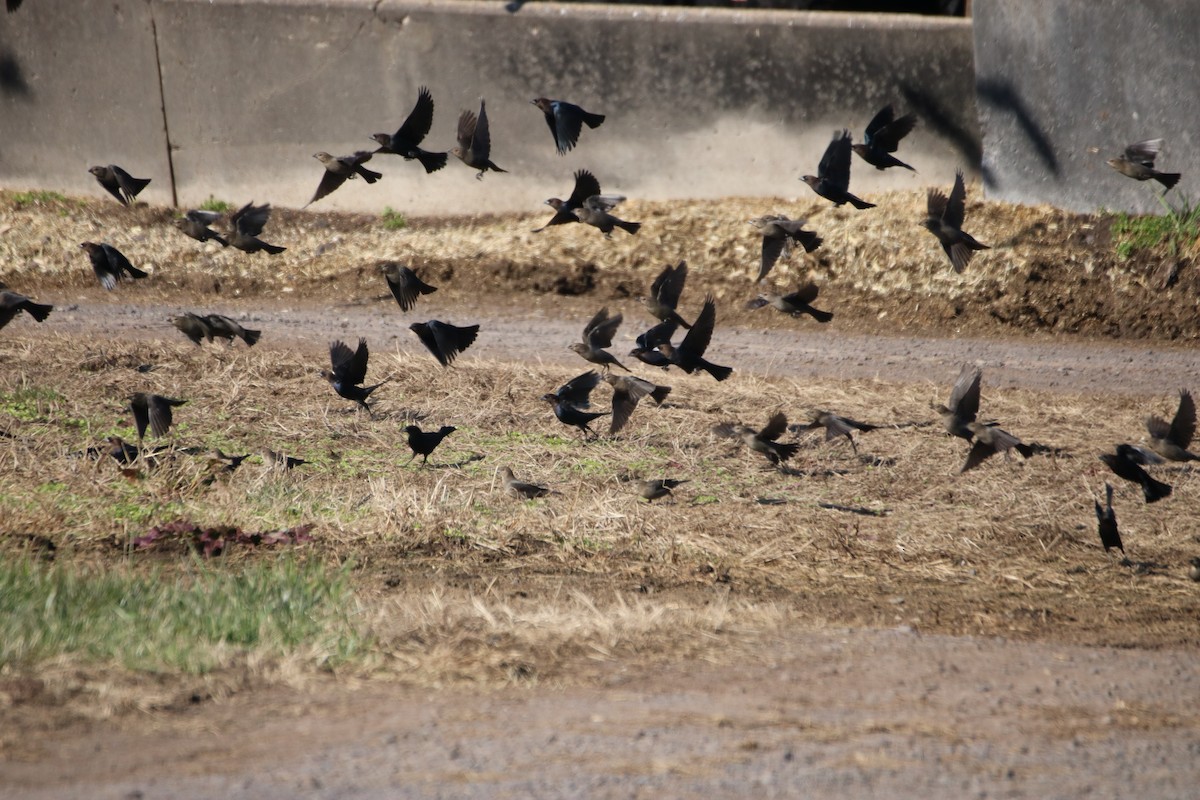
[817,502,890,518]
[424,453,486,470]
[974,77,1061,182]
[900,83,987,183]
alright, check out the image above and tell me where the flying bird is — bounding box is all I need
[381,263,437,312]
[409,320,479,367]
[746,282,833,322]
[323,338,388,412]
[937,363,982,441]
[128,393,186,440]
[80,242,148,290]
[638,261,692,329]
[959,421,1034,473]
[1094,482,1123,554]
[0,290,53,330]
[571,307,629,372]
[1107,139,1181,191]
[657,295,732,381]
[749,215,823,282]
[604,374,671,435]
[204,314,260,346]
[923,169,989,272]
[852,105,918,171]
[371,86,448,173]
[542,371,608,439]
[1145,389,1198,461]
[1100,444,1172,504]
[451,99,506,179]
[797,410,879,454]
[573,194,641,237]
[534,169,602,231]
[801,130,875,209]
[173,210,229,246]
[531,97,605,155]
[88,164,151,206]
[731,412,800,466]
[227,202,286,255]
[404,425,456,465]
[308,151,383,206]
[171,313,212,345]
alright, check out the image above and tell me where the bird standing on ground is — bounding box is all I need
[1107,139,1181,191]
[323,338,387,412]
[1145,389,1199,462]
[81,242,148,290]
[852,105,918,171]
[451,99,506,179]
[542,371,608,439]
[371,86,448,173]
[732,412,799,466]
[571,307,629,372]
[531,97,605,155]
[749,215,823,282]
[1094,482,1123,554]
[128,393,186,440]
[604,374,671,435]
[801,130,875,209]
[404,425,456,465]
[410,320,479,367]
[174,210,229,246]
[308,151,383,206]
[227,202,286,255]
[937,363,982,441]
[639,478,688,502]
[534,169,602,231]
[638,261,692,329]
[89,165,151,206]
[380,263,437,312]
[573,195,641,237]
[265,449,307,471]
[502,466,551,499]
[1100,444,1172,504]
[746,283,832,322]
[657,296,732,381]
[923,169,989,273]
[0,290,52,330]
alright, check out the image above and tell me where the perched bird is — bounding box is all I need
[451,99,506,179]
[797,410,879,454]
[323,338,387,412]
[1100,444,1172,504]
[573,195,641,237]
[657,295,732,381]
[173,210,228,246]
[571,307,629,372]
[535,169,602,231]
[308,151,383,206]
[380,262,437,312]
[639,478,688,502]
[937,363,983,441]
[1107,139,1181,191]
[1094,482,1123,554]
[852,105,918,171]
[128,393,187,440]
[227,201,286,255]
[171,312,212,345]
[88,164,151,206]
[409,320,479,367]
[801,130,875,209]
[959,421,1034,473]
[542,371,608,439]
[733,412,799,466]
[502,466,551,499]
[1145,389,1199,462]
[404,425,456,465]
[923,169,989,273]
[204,314,260,346]
[531,97,605,155]
[638,261,692,329]
[604,373,671,435]
[746,283,833,323]
[750,215,823,282]
[265,449,308,471]
[80,242,148,290]
[371,86,448,173]
[0,290,53,330]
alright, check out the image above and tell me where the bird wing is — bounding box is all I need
[86,246,117,290]
[456,108,478,150]
[92,167,126,204]
[395,86,435,145]
[310,169,349,205]
[147,396,178,438]
[409,323,447,366]
[1170,389,1196,447]
[608,383,641,434]
[862,105,895,143]
[586,309,622,349]
[110,165,148,201]
[584,194,624,212]
[472,100,492,159]
[960,440,995,473]
[556,370,601,407]
[330,338,369,385]
[678,296,716,359]
[186,209,221,225]
[652,261,688,308]
[760,411,789,443]
[872,112,918,153]
[102,244,145,279]
[787,281,820,305]
[384,264,435,312]
[551,100,584,155]
[926,187,949,221]
[1124,138,1163,168]
[429,321,478,366]
[818,130,853,191]
[944,169,968,230]
[758,236,786,282]
[565,170,602,209]
[232,202,271,237]
[129,399,150,439]
[948,364,982,422]
[636,319,678,350]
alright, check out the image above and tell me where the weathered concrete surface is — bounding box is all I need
[973,0,1197,213]
[0,0,175,207]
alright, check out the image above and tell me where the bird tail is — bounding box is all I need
[359,166,384,184]
[808,307,834,323]
[240,328,262,347]
[25,301,53,322]
[796,231,823,253]
[702,361,733,382]
[212,233,230,247]
[487,161,508,174]
[848,195,877,210]
[650,386,672,405]
[126,264,150,280]
[1156,172,1182,191]
[670,312,692,330]
[126,176,152,197]
[262,242,287,255]
[1014,442,1035,459]
[583,111,606,129]
[414,149,448,174]
[1143,475,1173,503]
[616,220,641,235]
[774,442,800,463]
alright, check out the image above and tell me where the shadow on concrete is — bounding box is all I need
[0,51,30,97]
[899,82,986,182]
[975,77,1059,185]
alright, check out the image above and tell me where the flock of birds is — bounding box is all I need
[0,83,1195,573]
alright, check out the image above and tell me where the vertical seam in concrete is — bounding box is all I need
[147,0,179,208]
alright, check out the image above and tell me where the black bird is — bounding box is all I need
[128,393,186,440]
[204,314,260,346]
[323,338,387,412]
[0,290,53,330]
[797,410,879,454]
[923,169,989,273]
[746,283,833,323]
[573,195,641,237]
[542,371,608,439]
[634,319,678,353]
[638,261,692,329]
[309,151,383,206]
[801,130,875,209]
[502,466,551,499]
[571,307,629,372]
[639,478,688,502]
[410,320,479,367]
[1100,444,1172,504]
[88,164,151,206]
[531,97,605,155]
[173,210,229,246]
[657,295,732,381]
[171,312,212,345]
[380,262,437,312]
[227,202,286,255]
[451,99,506,179]
[1145,389,1199,462]
[371,86,448,174]
[265,449,308,471]
[604,374,671,435]
[749,215,823,282]
[852,105,918,171]
[959,421,1034,473]
[80,242,148,290]
[1094,482,1123,554]
[404,425,456,464]
[733,412,799,466]
[535,169,602,231]
[210,449,250,474]
[106,436,143,465]
[937,363,982,441]
[629,342,675,370]
[1107,139,1181,191]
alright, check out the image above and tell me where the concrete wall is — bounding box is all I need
[1,0,978,214]
[974,0,1197,213]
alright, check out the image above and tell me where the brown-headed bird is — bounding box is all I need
[1145,389,1199,462]
[323,338,387,412]
[638,261,692,329]
[797,410,879,454]
[265,448,308,471]
[852,105,918,171]
[308,151,382,206]
[801,130,875,209]
[410,320,479,367]
[535,169,602,231]
[174,210,228,246]
[657,295,732,381]
[404,424,456,464]
[171,313,212,345]
[923,169,989,273]
[371,86,448,173]
[1095,482,1123,554]
[639,478,688,502]
[106,435,142,465]
[1100,444,1172,503]
[204,314,260,346]
[573,194,640,237]
[502,466,551,499]
[89,164,150,205]
[380,262,437,312]
[1107,139,1181,191]
[746,282,832,322]
[227,202,286,255]
[542,371,608,439]
[959,421,1034,474]
[604,373,671,435]
[937,363,982,441]
[0,290,52,330]
[734,412,799,466]
[571,307,629,372]
[531,97,605,155]
[81,242,148,290]
[750,215,823,282]
[128,392,186,440]
[451,99,506,179]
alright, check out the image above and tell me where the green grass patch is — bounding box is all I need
[9,190,70,209]
[0,385,65,422]
[199,195,233,213]
[381,207,407,231]
[1111,197,1200,259]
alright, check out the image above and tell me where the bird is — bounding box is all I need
[937,363,982,441]
[404,425,456,464]
[502,466,551,499]
[749,215,823,282]
[128,393,186,440]
[733,412,800,466]
[570,307,629,372]
[210,449,250,474]
[308,151,383,206]
[171,313,212,345]
[1189,557,1200,582]
[173,210,228,246]
[1107,139,1181,191]
[1100,445,1172,504]
[451,99,506,179]
[409,320,479,367]
[573,195,641,237]
[657,295,732,381]
[959,421,1034,473]
[227,201,286,255]
[204,314,260,346]
[638,261,692,329]
[106,435,143,465]
[534,169,602,231]
[801,130,875,209]
[0,290,53,330]
[88,165,151,206]
[797,410,879,454]
[1145,389,1199,461]
[323,338,388,412]
[852,105,918,171]
[80,242,148,290]
[380,262,437,312]
[531,97,605,155]
[604,374,671,435]
[542,371,609,439]
[638,478,688,502]
[746,283,833,322]
[371,86,448,173]
[923,169,990,273]
[7,0,24,12]
[265,449,308,471]
[1094,482,1123,554]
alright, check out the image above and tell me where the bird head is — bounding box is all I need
[531,97,552,113]
[850,143,869,158]
[449,146,463,160]
[87,166,106,178]
[313,152,332,163]
[567,343,589,358]
[540,393,559,405]
[403,425,420,435]
[800,175,819,189]
[545,198,565,210]
[370,133,390,146]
